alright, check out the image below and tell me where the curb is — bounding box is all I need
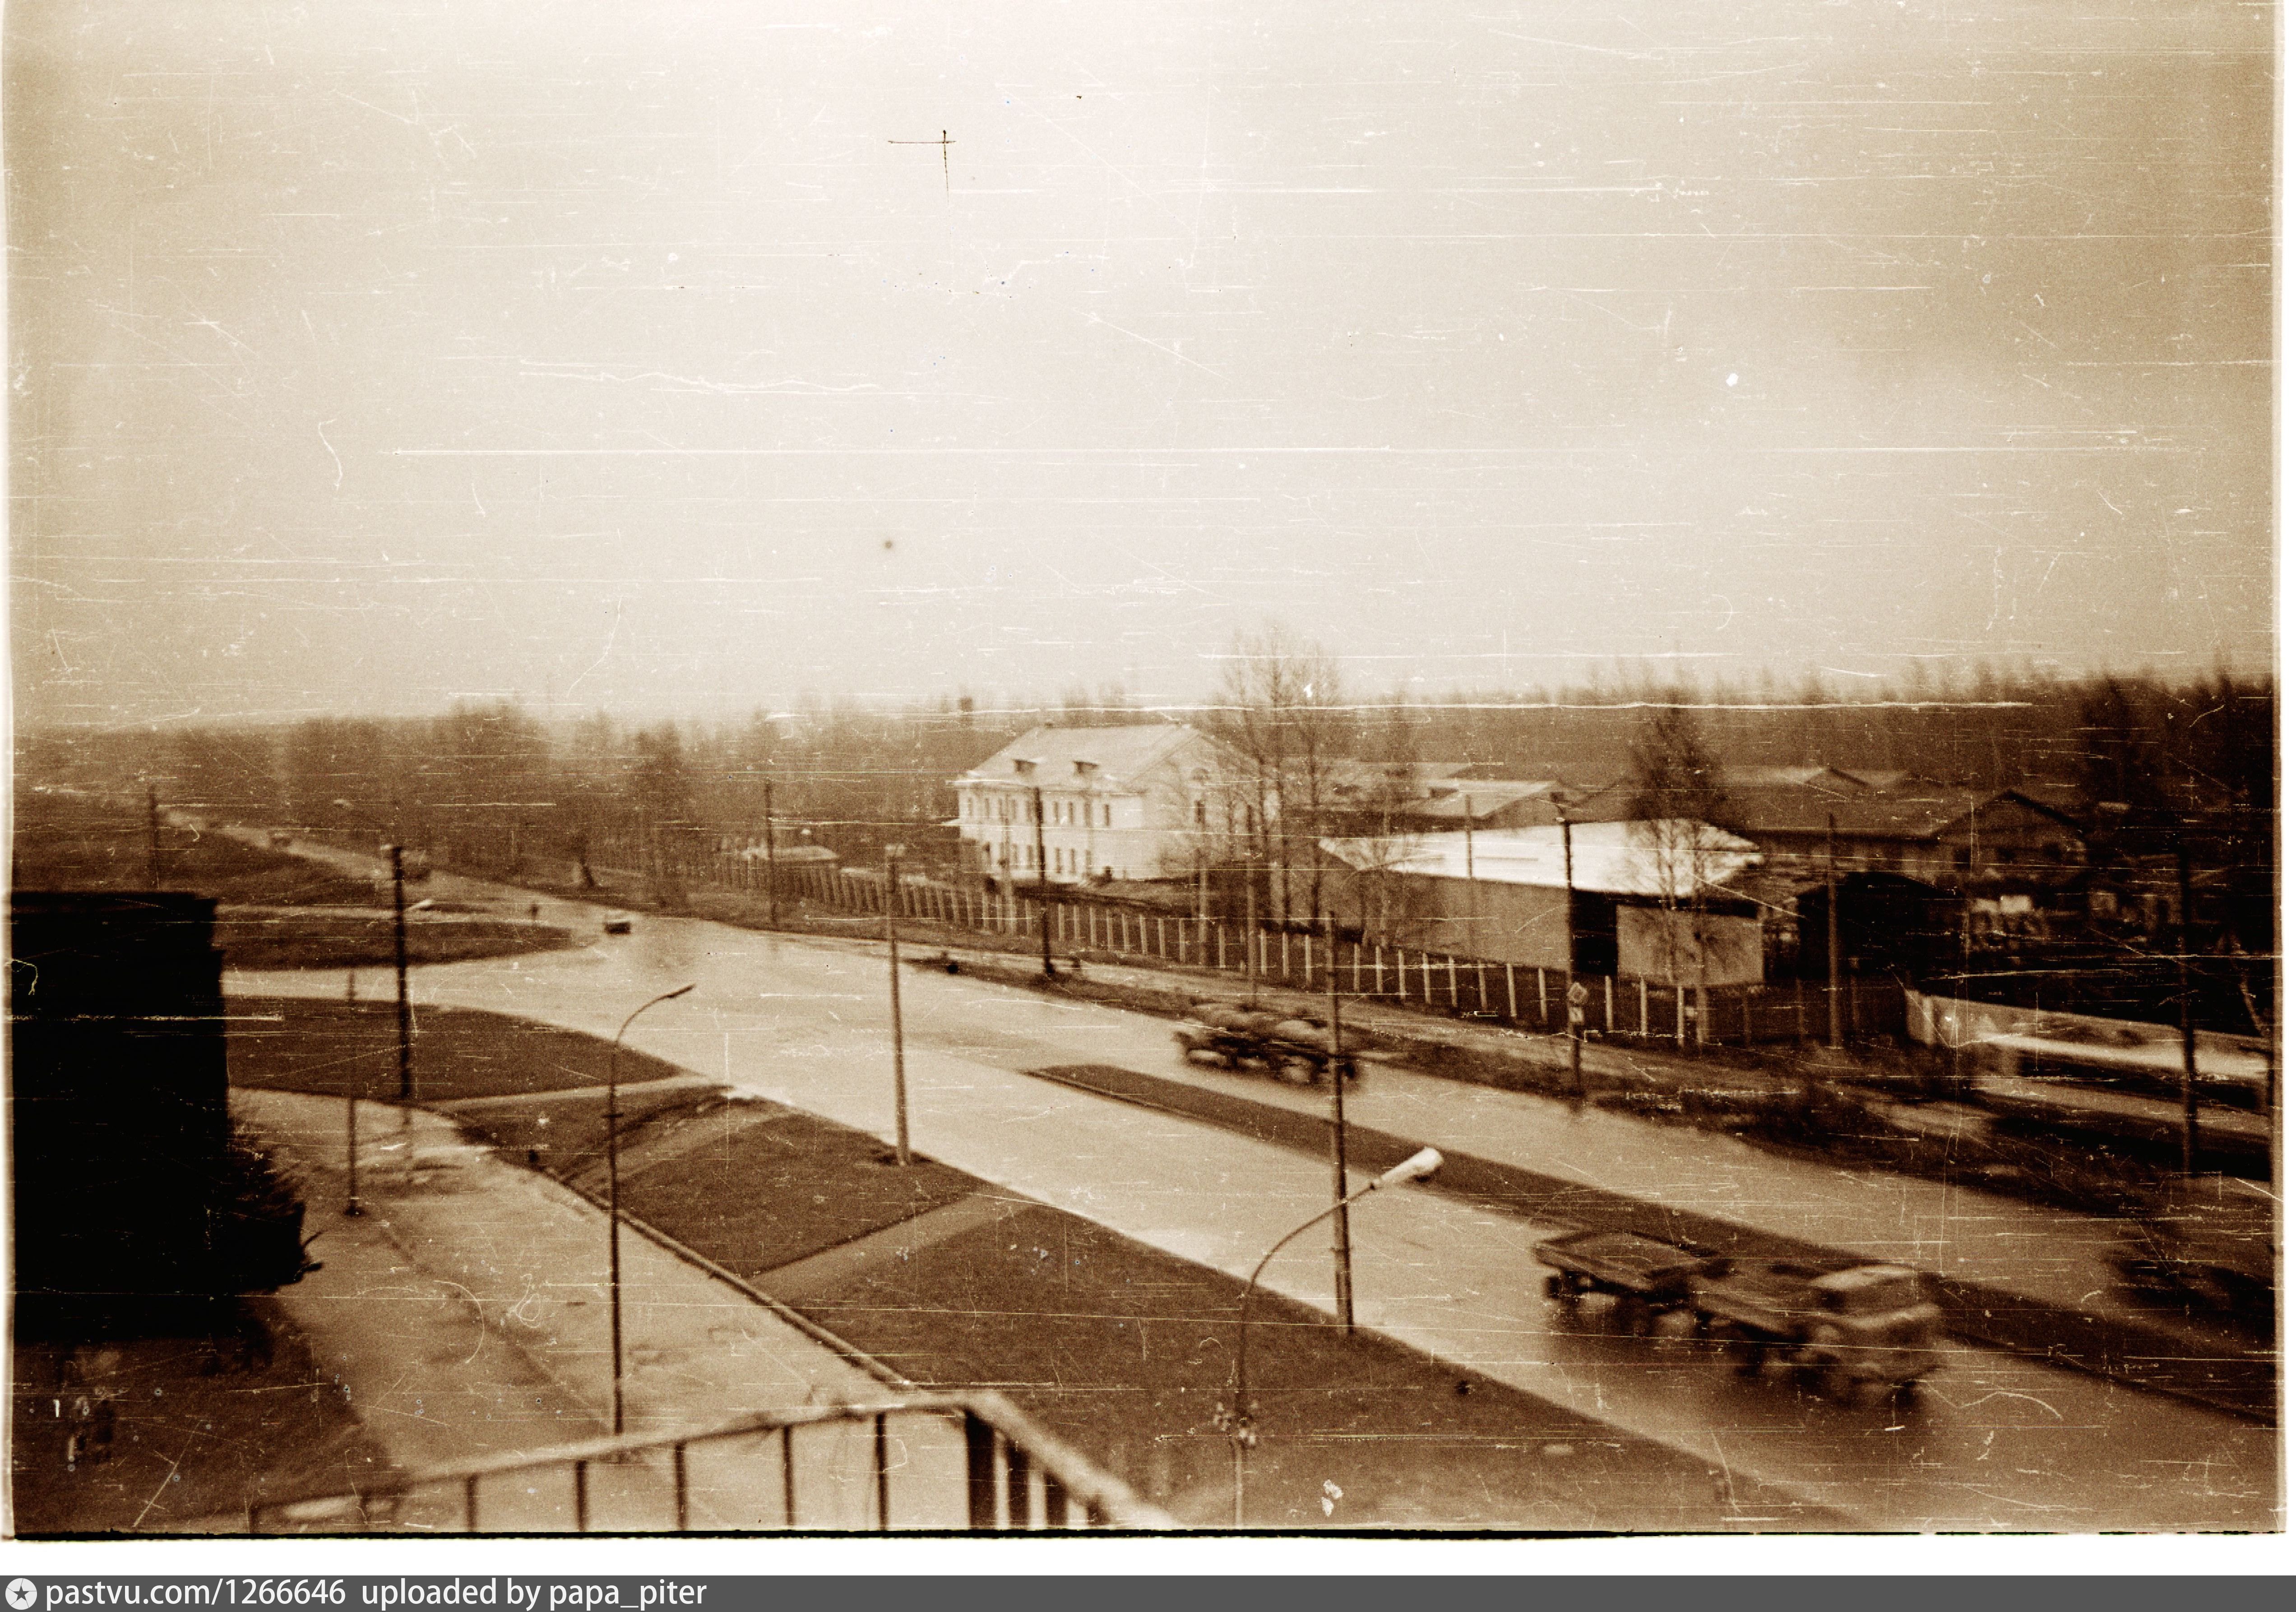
[1022,1061,2277,1424]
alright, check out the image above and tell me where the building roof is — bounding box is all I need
[1408,781,1561,822]
[1717,785,2079,841]
[958,723,1200,789]
[1715,766,1874,791]
[1325,759,1477,795]
[1319,821,1761,901]
[1327,771,1566,822]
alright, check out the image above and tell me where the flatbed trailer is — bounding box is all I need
[1533,1231,1945,1402]
[1533,1229,1719,1336]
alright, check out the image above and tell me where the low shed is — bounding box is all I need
[1318,820,1766,986]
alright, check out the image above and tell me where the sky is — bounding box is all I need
[5,0,2275,729]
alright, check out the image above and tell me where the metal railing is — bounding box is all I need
[208,1394,1168,1534]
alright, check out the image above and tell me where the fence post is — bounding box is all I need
[1537,966,1549,1024]
[1217,925,1227,972]
[1675,987,1687,1048]
[1604,976,1616,1034]
[1741,990,1753,1044]
[1477,961,1488,1014]
[1505,963,1517,1022]
[1352,942,1362,995]
[1639,979,1649,1039]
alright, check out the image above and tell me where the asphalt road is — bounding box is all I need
[227,853,2280,1532]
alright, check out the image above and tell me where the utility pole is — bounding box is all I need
[762,778,778,929]
[2177,843,2199,1177]
[1826,813,1844,1050]
[1558,809,1585,1098]
[1462,795,1477,960]
[1032,785,1055,977]
[145,784,163,887]
[1327,915,1356,1331]
[886,842,912,1166]
[390,843,412,1115]
[1245,862,1260,1007]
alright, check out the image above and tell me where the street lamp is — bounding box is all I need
[1217,1146,1442,1528]
[606,982,695,1438]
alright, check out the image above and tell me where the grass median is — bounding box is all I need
[227,996,1832,1531]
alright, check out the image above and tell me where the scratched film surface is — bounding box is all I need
[5,1,2279,1543]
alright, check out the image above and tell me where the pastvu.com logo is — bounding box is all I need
[8,1578,39,1611]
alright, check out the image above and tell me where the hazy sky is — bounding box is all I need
[7,1,2273,728]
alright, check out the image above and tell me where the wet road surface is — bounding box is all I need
[228,864,2280,1531]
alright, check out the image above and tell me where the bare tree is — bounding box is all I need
[1625,693,1731,1028]
[1326,695,1428,944]
[1208,623,1345,927]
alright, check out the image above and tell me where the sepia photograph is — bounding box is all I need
[5,0,2281,1554]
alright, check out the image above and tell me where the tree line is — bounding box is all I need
[19,646,2270,909]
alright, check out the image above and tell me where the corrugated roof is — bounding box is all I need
[1320,820,1760,901]
[959,723,1198,788]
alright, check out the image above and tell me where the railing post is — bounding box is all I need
[1005,1436,1032,1528]
[966,1413,997,1529]
[875,1412,892,1532]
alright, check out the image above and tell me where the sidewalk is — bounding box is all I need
[235,1089,893,1487]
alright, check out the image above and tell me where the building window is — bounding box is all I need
[1101,804,1111,827]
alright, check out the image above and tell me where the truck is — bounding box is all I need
[1690,1259,1944,1403]
[1535,1230,1945,1403]
[1175,1002,1359,1086]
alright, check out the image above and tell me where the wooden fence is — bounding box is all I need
[595,836,1905,1050]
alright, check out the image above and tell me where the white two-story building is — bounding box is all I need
[952,724,1259,889]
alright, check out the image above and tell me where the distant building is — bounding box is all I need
[1318,820,1767,986]
[951,724,1259,888]
[1710,782,2085,888]
[1324,764,1580,833]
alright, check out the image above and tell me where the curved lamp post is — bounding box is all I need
[606,982,695,1437]
[1217,1146,1442,1527]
